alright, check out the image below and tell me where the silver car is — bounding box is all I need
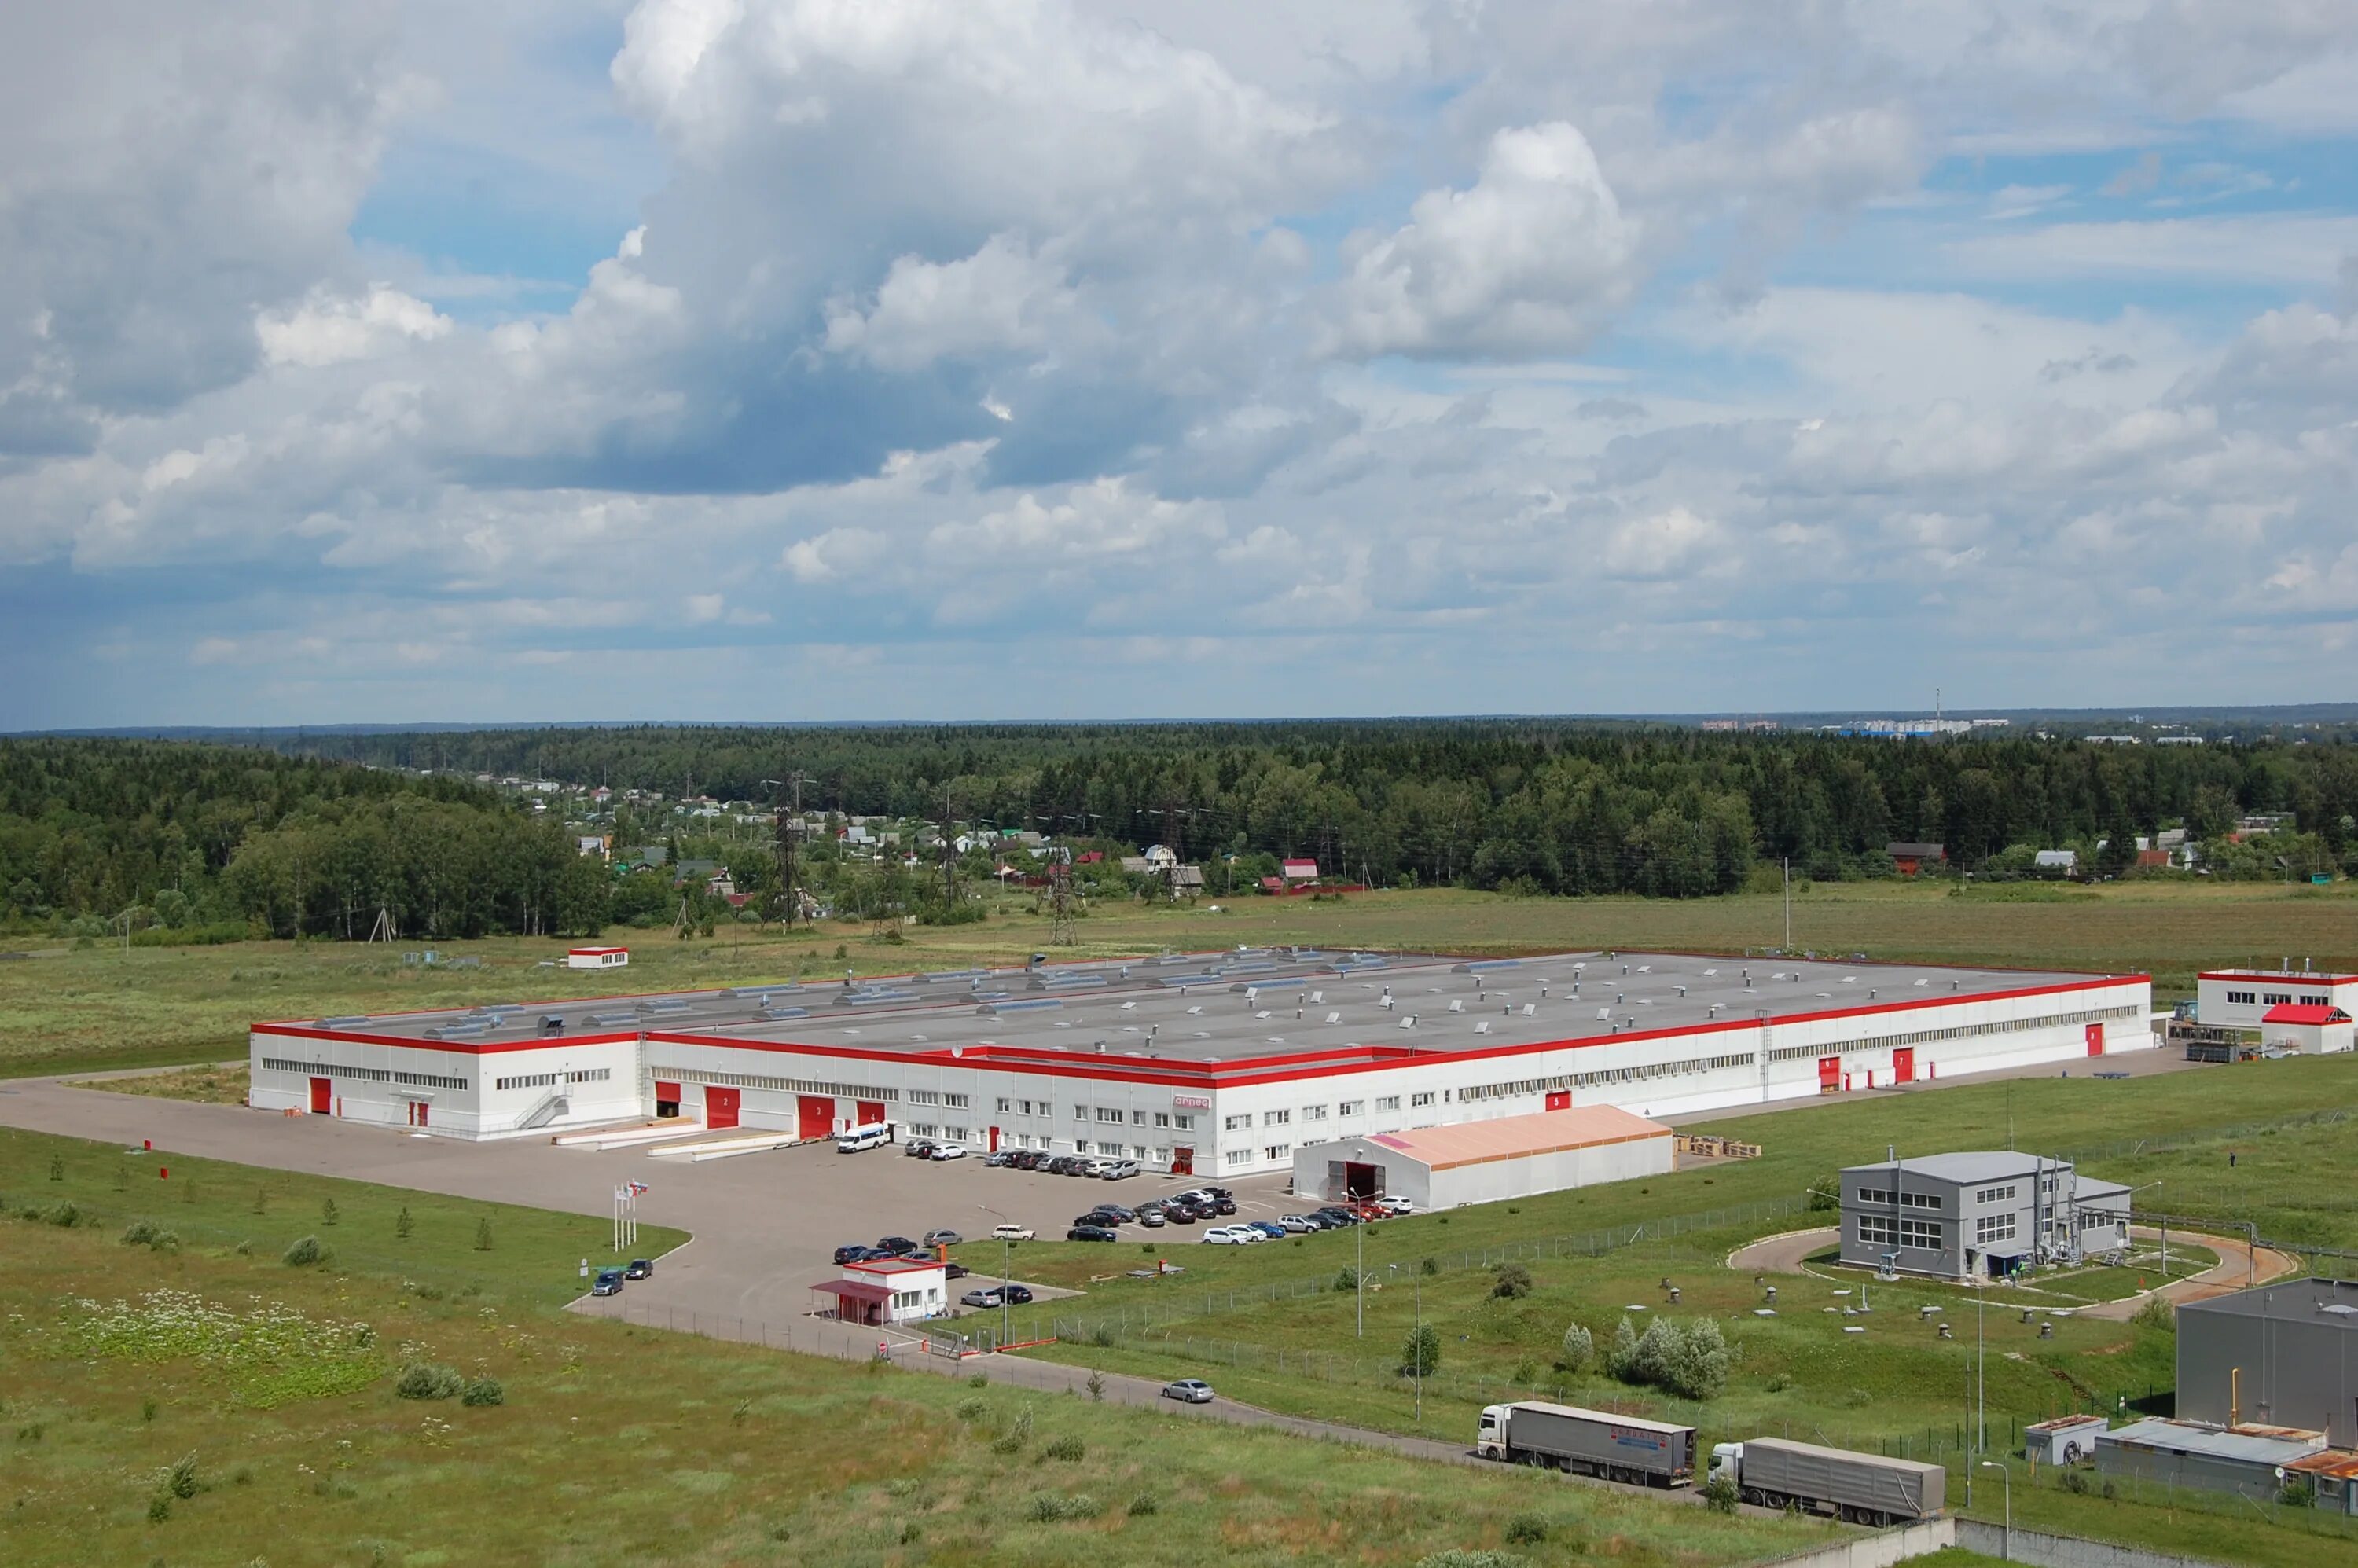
[1161,1379,1214,1404]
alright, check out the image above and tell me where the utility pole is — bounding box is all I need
[942,781,959,910]
[1783,857,1791,951]
[1048,848,1076,947]
[766,772,810,929]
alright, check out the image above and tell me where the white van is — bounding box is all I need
[836,1123,891,1153]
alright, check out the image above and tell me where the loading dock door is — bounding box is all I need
[986,1126,1000,1152]
[706,1085,740,1130]
[1817,1057,1841,1095]
[1170,1146,1193,1176]
[1343,1161,1382,1199]
[1544,1089,1572,1111]
[797,1096,833,1141]
[1892,1048,1915,1085]
[2085,1023,2105,1057]
[654,1080,681,1118]
[309,1076,331,1114]
[856,1100,886,1126]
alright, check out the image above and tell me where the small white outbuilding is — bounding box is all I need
[566,946,630,971]
[2261,1003,2355,1056]
[1291,1103,1674,1211]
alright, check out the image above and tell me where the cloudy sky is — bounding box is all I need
[6,1,2358,727]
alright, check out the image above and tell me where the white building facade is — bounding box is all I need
[2197,968,2358,1031]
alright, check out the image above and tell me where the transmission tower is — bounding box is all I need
[940,781,960,910]
[1047,848,1076,946]
[766,770,811,929]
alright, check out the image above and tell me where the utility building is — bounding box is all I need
[1837,1152,2129,1280]
[2197,966,2358,1030]
[1291,1104,1672,1209]
[2177,1278,2358,1449]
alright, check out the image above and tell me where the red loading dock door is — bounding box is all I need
[309,1076,331,1114]
[1170,1147,1193,1176]
[706,1085,740,1130]
[987,1126,999,1152]
[797,1096,833,1141]
[1817,1057,1841,1095]
[1544,1089,1572,1111]
[2086,1023,2105,1057]
[856,1100,886,1126]
[1892,1048,1915,1085]
[654,1080,681,1118]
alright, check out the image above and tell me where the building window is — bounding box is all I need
[2225,990,2254,1004]
[1225,1114,1251,1131]
[1856,1188,1940,1210]
[1265,1144,1290,1162]
[1154,1112,1170,1128]
[945,1126,968,1142]
[1097,1107,1125,1122]
[908,1089,941,1105]
[2263,992,2291,1005]
[1410,1092,1435,1108]
[1900,1218,1941,1248]
[943,1093,969,1108]
[1857,1214,1896,1247]
[1302,1104,1328,1122]
[1075,1105,1088,1121]
[1131,1110,1146,1126]
[1972,1184,2017,1205]
[1263,1109,1290,1127]
[910,1123,938,1138]
[996,1097,1012,1113]
[1225,1149,1253,1167]
[1173,1114,1193,1131]
[1974,1214,2018,1245]
[1338,1100,1363,1116]
[1375,1096,1401,1112]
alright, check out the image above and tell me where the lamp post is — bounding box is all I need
[977,1203,1013,1350]
[1979,1460,2011,1560]
[1353,1147,1368,1338]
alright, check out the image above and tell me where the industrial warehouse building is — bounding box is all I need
[248,947,2151,1169]
[2177,1277,2358,1449]
[1291,1103,1672,1208]
[1836,1151,2131,1280]
[2196,965,2358,1032]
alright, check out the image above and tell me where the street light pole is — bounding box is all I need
[978,1204,1012,1349]
[1353,1146,1367,1338]
[1979,1460,2011,1560]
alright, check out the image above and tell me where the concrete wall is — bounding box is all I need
[1953,1519,2238,1568]
[1752,1518,1955,1568]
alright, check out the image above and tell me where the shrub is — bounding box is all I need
[123,1219,159,1247]
[36,1200,80,1228]
[990,1432,1026,1455]
[1042,1434,1085,1461]
[320,1198,340,1227]
[1401,1324,1442,1377]
[233,1240,252,1257]
[968,1373,988,1389]
[1560,1323,1592,1373]
[1027,1493,1102,1522]
[1335,1267,1361,1294]
[1085,1369,1105,1402]
[148,1493,171,1523]
[956,1398,987,1421]
[1416,1552,1524,1568]
[2060,1468,2090,1495]
[2132,1295,2176,1332]
[395,1363,465,1401]
[1089,1324,1115,1348]
[281,1236,329,1268]
[165,1452,201,1500]
[1492,1262,1533,1300]
[1702,1474,1739,1514]
[1420,1256,1438,1276]
[1607,1315,1728,1401]
[1126,1493,1159,1517]
[1504,1514,1549,1544]
[461,1377,505,1407]
[141,1397,159,1423]
[473,1217,493,1251]
[395,1206,413,1240]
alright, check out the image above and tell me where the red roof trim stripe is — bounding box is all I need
[2199,971,2358,986]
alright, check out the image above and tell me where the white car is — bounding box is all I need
[990,1223,1035,1242]
[1162,1379,1214,1404]
[1279,1214,1320,1233]
[1201,1225,1258,1245]
[929,1142,969,1160]
[1376,1195,1415,1215]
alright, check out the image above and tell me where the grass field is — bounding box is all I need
[0,1130,1836,1567]
[6,879,2353,1078]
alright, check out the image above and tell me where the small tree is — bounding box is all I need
[395,1206,413,1241]
[1085,1369,1106,1402]
[474,1217,493,1252]
[1334,1267,1361,1294]
[251,1187,267,1215]
[1560,1322,1593,1373]
[1401,1324,1442,1378]
[48,1155,63,1182]
[1701,1473,1739,1514]
[1607,1316,1643,1380]
[1492,1261,1533,1299]
[320,1197,340,1227]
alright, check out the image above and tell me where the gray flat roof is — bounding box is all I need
[2179,1277,2358,1325]
[2100,1418,2326,1463]
[1846,1151,2057,1184]
[275,947,2116,1068]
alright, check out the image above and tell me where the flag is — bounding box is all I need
[627,1181,649,1196]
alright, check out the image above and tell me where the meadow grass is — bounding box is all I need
[6,879,2353,1076]
[0,1186,1838,1567]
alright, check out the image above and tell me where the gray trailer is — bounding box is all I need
[1710,1437,1943,1526]
[1477,1402,1696,1487]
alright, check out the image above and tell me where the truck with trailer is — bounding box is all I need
[1476,1402,1696,1487]
[1708,1437,1944,1526]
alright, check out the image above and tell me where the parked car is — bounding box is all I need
[902,1139,937,1159]
[624,1258,655,1279]
[1279,1214,1320,1233]
[875,1236,919,1255]
[1376,1195,1415,1215]
[1162,1379,1214,1404]
[1246,1221,1286,1239]
[1313,1206,1360,1226]
[1163,1204,1201,1225]
[944,1263,970,1280]
[1350,1202,1387,1221]
[1173,1188,1214,1207]
[1100,1160,1141,1180]
[930,1142,969,1161]
[1137,1208,1166,1228]
[1000,1284,1034,1305]
[1202,1186,1236,1202]
[832,1243,872,1265]
[1066,1225,1118,1243]
[990,1223,1036,1242]
[590,1268,624,1297]
[923,1229,964,1247]
[1075,1212,1120,1229]
[961,1287,1005,1309]
[1202,1225,1258,1245]
[982,1151,1013,1167]
[1045,1156,1077,1176]
[1093,1203,1137,1223]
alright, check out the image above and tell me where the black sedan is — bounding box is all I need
[1066,1225,1118,1243]
[623,1258,654,1280]
[832,1243,872,1265]
[875,1236,919,1255]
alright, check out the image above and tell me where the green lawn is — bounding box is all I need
[7,879,2355,1078]
[0,1140,1837,1568]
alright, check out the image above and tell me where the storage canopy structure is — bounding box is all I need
[1291,1103,1673,1209]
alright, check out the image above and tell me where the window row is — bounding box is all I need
[1855,1188,1941,1210]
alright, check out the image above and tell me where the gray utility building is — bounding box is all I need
[2178,1277,2358,1449]
[1838,1151,2129,1280]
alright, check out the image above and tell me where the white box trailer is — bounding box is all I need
[1710,1437,1944,1526]
[1477,1402,1696,1487]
